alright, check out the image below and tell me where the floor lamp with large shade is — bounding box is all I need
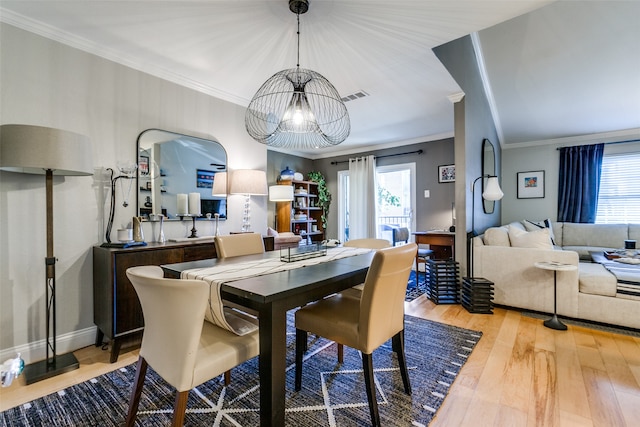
[0,124,93,384]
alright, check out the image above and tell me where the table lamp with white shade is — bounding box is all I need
[0,124,93,384]
[269,184,295,231]
[229,169,267,232]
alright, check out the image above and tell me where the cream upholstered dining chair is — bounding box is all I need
[294,243,417,427]
[344,238,392,250]
[214,233,264,258]
[342,239,392,295]
[337,238,393,361]
[124,266,259,427]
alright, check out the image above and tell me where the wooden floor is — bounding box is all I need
[2,296,639,426]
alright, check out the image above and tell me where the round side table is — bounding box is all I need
[534,261,577,330]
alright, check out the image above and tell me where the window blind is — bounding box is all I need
[595,152,640,223]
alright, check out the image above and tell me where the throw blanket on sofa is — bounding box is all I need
[601,259,640,300]
[182,246,372,335]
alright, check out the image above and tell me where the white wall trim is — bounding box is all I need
[0,7,249,107]
[501,128,640,150]
[0,327,97,365]
[470,32,504,147]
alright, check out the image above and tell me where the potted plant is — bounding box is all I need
[307,171,331,232]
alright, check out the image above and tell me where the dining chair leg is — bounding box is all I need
[172,390,189,427]
[361,352,381,427]
[337,343,344,363]
[295,328,307,391]
[224,370,231,386]
[392,330,412,395]
[125,356,148,427]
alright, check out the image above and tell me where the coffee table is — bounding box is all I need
[534,261,577,330]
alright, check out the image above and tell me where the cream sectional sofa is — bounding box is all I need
[472,221,640,330]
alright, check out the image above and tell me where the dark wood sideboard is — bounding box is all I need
[93,236,274,362]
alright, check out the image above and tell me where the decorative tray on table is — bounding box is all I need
[280,243,327,263]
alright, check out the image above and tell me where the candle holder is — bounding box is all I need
[214,213,220,236]
[180,214,201,238]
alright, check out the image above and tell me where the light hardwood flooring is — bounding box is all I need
[1,296,639,426]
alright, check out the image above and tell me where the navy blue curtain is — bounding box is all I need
[557,143,604,223]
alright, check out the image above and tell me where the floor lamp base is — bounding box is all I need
[23,352,79,385]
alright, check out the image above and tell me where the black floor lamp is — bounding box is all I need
[0,124,93,384]
[469,174,504,277]
[462,174,503,314]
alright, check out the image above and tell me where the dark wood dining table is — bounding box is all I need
[161,250,374,426]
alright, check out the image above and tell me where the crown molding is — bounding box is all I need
[502,128,640,150]
[0,8,249,106]
[470,31,504,148]
[447,92,465,103]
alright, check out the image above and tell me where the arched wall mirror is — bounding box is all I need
[482,138,496,214]
[137,129,227,221]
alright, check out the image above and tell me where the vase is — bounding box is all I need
[133,216,144,242]
[157,214,166,243]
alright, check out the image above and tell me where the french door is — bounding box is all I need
[337,163,416,243]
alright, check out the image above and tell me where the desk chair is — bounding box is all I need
[294,244,417,427]
[415,247,434,288]
[214,233,264,258]
[392,227,410,246]
[125,266,259,427]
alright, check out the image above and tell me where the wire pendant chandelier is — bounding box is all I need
[245,0,350,149]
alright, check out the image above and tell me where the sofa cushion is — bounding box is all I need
[483,227,510,246]
[523,219,556,245]
[508,226,553,249]
[562,223,628,249]
[578,262,617,297]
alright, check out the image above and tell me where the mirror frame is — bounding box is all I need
[136,129,227,221]
[482,138,496,214]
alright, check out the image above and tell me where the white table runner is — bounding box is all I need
[181,246,371,335]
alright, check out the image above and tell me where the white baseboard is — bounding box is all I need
[0,326,97,365]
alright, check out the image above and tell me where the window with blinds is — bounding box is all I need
[595,151,640,223]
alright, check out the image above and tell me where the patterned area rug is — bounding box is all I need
[1,315,481,426]
[405,270,425,301]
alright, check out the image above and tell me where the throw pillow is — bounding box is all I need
[523,219,556,245]
[483,227,510,246]
[508,226,553,249]
[267,227,279,237]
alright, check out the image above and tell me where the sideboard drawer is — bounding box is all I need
[183,243,216,261]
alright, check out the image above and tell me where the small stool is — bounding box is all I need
[415,248,434,287]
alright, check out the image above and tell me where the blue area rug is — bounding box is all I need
[1,315,481,426]
[405,270,424,302]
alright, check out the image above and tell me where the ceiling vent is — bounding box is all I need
[341,90,369,103]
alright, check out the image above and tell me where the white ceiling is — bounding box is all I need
[1,1,639,157]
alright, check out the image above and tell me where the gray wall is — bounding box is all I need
[265,151,315,229]
[268,139,456,241]
[502,140,640,224]
[434,35,502,274]
[0,23,267,362]
[313,139,455,239]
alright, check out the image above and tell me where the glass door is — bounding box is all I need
[337,163,416,244]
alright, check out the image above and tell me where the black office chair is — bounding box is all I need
[392,227,409,246]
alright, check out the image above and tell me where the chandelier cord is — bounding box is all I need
[296,12,300,68]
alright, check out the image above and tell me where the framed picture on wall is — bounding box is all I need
[196,169,215,188]
[517,170,545,199]
[438,164,455,183]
